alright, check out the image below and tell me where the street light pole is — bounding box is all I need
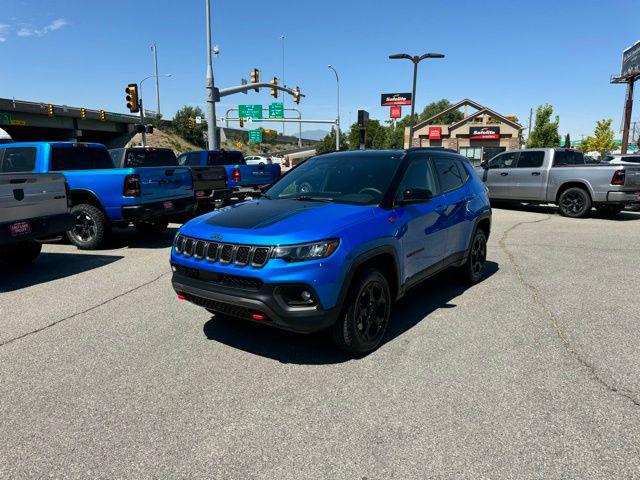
[281,34,286,137]
[328,65,340,151]
[205,0,218,150]
[389,52,445,147]
[151,43,161,118]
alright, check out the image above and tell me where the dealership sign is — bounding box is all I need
[621,40,640,79]
[428,127,441,139]
[389,106,402,119]
[469,126,500,139]
[381,93,412,106]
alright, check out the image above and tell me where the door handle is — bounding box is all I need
[531,172,541,176]
[500,172,509,176]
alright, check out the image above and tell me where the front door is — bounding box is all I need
[392,157,447,283]
[508,150,548,201]
[484,151,518,199]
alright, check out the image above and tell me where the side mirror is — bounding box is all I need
[398,188,433,205]
[480,160,489,169]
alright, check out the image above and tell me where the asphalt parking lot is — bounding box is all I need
[1,206,639,479]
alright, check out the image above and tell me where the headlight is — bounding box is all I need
[271,239,339,263]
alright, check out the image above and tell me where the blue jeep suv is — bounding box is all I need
[171,148,491,354]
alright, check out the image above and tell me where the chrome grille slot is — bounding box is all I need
[235,246,251,265]
[183,238,194,257]
[252,247,270,267]
[194,240,206,259]
[219,244,235,263]
[206,242,219,262]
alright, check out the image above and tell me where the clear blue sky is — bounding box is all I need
[0,0,638,138]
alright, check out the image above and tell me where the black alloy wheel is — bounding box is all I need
[354,280,389,344]
[66,204,108,250]
[558,187,591,218]
[461,229,487,284]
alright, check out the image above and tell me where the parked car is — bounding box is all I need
[244,155,272,165]
[601,153,640,165]
[110,147,229,212]
[179,150,281,201]
[0,146,73,264]
[476,148,640,217]
[4,142,195,249]
[171,148,491,355]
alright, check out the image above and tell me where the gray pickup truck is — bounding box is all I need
[0,165,73,265]
[476,148,640,217]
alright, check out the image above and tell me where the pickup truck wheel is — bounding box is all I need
[134,219,169,234]
[558,187,591,218]
[331,268,391,356]
[0,241,42,265]
[67,204,107,250]
[596,205,625,216]
[461,229,487,284]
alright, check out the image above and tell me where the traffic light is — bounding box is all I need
[188,117,195,129]
[293,87,301,104]
[239,117,244,128]
[99,110,106,122]
[250,68,260,92]
[47,104,54,117]
[80,108,86,119]
[270,77,278,98]
[125,83,139,113]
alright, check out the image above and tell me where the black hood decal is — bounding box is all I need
[205,199,325,229]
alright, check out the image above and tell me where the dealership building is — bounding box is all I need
[404,99,524,164]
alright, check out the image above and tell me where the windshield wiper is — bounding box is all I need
[293,195,334,202]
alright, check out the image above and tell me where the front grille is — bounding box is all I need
[184,294,253,319]
[173,265,263,290]
[174,235,272,268]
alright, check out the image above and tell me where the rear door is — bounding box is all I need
[509,150,547,200]
[484,151,518,199]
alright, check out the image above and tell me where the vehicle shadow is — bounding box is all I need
[492,203,640,221]
[0,252,123,293]
[202,261,499,365]
[58,226,181,251]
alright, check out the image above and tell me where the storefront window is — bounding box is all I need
[459,147,482,166]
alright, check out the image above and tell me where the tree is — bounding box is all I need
[580,119,616,155]
[418,99,464,124]
[527,104,560,148]
[564,133,571,148]
[172,106,206,148]
[347,120,386,149]
[315,127,348,154]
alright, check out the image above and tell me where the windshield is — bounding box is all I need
[125,149,177,167]
[265,153,402,205]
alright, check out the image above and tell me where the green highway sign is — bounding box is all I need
[248,129,263,143]
[0,113,12,124]
[238,104,263,121]
[269,102,284,119]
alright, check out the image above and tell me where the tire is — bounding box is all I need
[0,241,42,266]
[596,205,625,217]
[134,219,169,234]
[558,187,592,218]
[460,229,487,284]
[66,203,108,250]
[331,268,391,356]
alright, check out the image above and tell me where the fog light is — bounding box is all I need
[301,290,312,301]
[277,286,317,307]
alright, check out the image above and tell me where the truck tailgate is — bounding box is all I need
[230,164,281,187]
[623,166,640,189]
[0,173,68,224]
[138,167,193,202]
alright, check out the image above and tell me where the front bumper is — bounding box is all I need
[171,269,340,334]
[0,212,74,245]
[121,196,195,221]
[606,191,640,204]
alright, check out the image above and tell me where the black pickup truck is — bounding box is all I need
[109,147,229,211]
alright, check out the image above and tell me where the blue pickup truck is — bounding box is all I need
[171,148,491,355]
[176,150,280,201]
[4,142,195,249]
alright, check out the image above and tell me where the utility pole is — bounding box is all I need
[528,107,533,139]
[139,98,146,147]
[281,34,286,137]
[151,43,161,119]
[620,81,635,154]
[328,65,340,151]
[205,0,218,150]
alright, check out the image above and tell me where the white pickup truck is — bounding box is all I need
[0,148,73,265]
[476,148,640,217]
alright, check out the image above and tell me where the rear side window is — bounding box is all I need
[125,149,177,167]
[207,151,246,166]
[516,151,544,168]
[622,156,640,164]
[433,158,464,193]
[554,150,584,166]
[51,146,114,171]
[0,147,36,172]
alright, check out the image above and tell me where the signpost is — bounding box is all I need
[269,102,284,119]
[248,129,263,143]
[238,104,263,121]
